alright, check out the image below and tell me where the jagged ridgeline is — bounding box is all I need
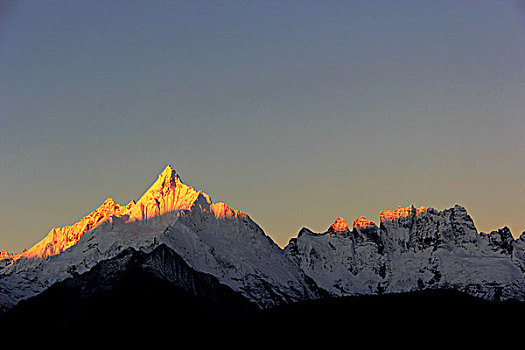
[1,165,524,323]
[0,165,320,313]
[286,205,525,300]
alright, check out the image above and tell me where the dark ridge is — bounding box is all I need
[1,245,524,340]
[0,244,257,335]
[245,288,525,335]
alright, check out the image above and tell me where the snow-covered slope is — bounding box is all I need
[285,205,525,301]
[1,166,524,313]
[0,165,319,311]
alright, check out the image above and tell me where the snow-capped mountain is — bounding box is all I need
[285,205,525,301]
[1,165,524,316]
[0,165,319,312]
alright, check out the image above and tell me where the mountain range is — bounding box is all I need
[1,165,524,332]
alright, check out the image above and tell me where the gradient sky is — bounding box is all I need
[1,0,524,251]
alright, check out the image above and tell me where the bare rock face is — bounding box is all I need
[285,205,525,301]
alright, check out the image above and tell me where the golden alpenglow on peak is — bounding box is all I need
[10,197,130,261]
[379,205,429,222]
[353,216,376,229]
[328,217,350,233]
[0,166,244,262]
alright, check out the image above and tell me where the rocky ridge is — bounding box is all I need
[285,205,525,301]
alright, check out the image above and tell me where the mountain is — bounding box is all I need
[1,165,524,323]
[0,165,320,313]
[0,244,257,332]
[4,260,524,337]
[285,205,525,301]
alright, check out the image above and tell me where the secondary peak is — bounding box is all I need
[353,216,376,229]
[328,217,350,233]
[380,205,429,222]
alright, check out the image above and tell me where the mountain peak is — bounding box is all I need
[1,165,248,263]
[160,164,179,179]
[0,250,12,259]
[380,205,429,222]
[136,165,183,204]
[7,197,129,261]
[328,217,349,233]
[157,164,182,186]
[353,216,376,230]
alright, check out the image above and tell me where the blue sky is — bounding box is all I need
[1,0,524,250]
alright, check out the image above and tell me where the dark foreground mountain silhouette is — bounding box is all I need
[0,245,256,330]
[1,243,523,338]
[1,166,524,341]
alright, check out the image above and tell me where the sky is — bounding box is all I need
[1,0,524,251]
